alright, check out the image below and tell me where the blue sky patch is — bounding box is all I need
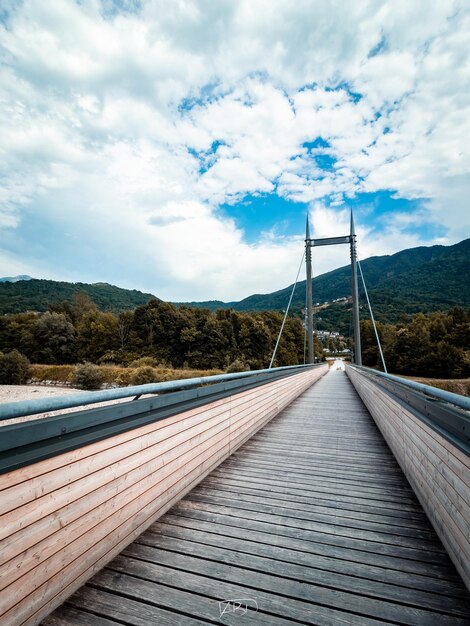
[220,194,308,243]
[313,153,336,171]
[347,190,422,219]
[301,139,336,171]
[221,189,444,246]
[178,81,223,113]
[368,36,387,58]
[303,138,331,150]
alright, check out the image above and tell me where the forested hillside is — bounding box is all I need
[180,238,470,332]
[0,279,157,314]
[1,240,469,336]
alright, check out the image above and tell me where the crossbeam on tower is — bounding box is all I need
[309,235,351,247]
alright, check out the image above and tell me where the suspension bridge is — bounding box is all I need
[0,214,469,625]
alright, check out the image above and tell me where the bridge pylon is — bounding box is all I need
[305,210,362,365]
[305,217,314,364]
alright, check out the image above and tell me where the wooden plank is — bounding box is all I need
[1,430,231,617]
[403,452,470,585]
[1,417,238,591]
[152,516,468,596]
[68,586,210,626]
[197,470,424,510]
[103,557,387,626]
[221,454,413,486]
[1,374,292,513]
[0,394,230,490]
[0,406,234,567]
[0,399,231,514]
[123,542,470,625]
[175,497,448,557]
[6,446,227,626]
[0,405,233,539]
[136,524,470,615]
[188,485,437,539]
[353,379,469,539]
[229,449,406,478]
[77,571,291,626]
[211,464,420,500]
[164,506,460,580]
[348,371,470,473]
[42,606,121,626]
[191,480,432,529]
[238,442,402,470]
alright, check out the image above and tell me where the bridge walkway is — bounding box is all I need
[44,369,470,626]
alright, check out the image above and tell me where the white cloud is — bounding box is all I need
[0,0,468,300]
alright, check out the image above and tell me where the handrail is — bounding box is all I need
[0,363,324,474]
[348,365,470,411]
[0,364,315,421]
[346,364,470,591]
[347,364,469,454]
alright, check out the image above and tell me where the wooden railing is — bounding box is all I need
[347,364,470,592]
[0,364,327,626]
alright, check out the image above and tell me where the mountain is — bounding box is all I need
[177,238,470,333]
[0,275,32,283]
[0,279,158,314]
[1,239,468,333]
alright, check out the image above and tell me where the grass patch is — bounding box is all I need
[29,363,223,387]
[30,364,75,383]
[404,375,470,397]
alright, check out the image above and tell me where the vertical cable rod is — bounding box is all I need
[357,256,388,373]
[269,249,306,369]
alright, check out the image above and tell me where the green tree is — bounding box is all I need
[70,292,98,323]
[117,310,134,350]
[31,312,76,363]
[237,315,271,368]
[0,350,31,384]
[76,310,119,362]
[0,312,37,357]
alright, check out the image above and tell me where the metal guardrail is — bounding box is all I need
[348,365,470,454]
[0,363,312,421]
[0,363,319,474]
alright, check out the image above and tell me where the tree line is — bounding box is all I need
[1,291,468,379]
[360,306,470,378]
[0,293,309,370]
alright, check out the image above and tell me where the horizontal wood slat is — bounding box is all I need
[347,366,470,592]
[0,365,327,626]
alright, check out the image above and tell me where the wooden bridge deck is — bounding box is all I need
[44,370,470,626]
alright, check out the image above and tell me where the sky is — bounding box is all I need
[0,0,469,301]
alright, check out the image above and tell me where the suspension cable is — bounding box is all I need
[269,249,306,369]
[357,256,388,373]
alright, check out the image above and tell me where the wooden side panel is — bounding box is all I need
[0,365,327,626]
[347,367,470,591]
